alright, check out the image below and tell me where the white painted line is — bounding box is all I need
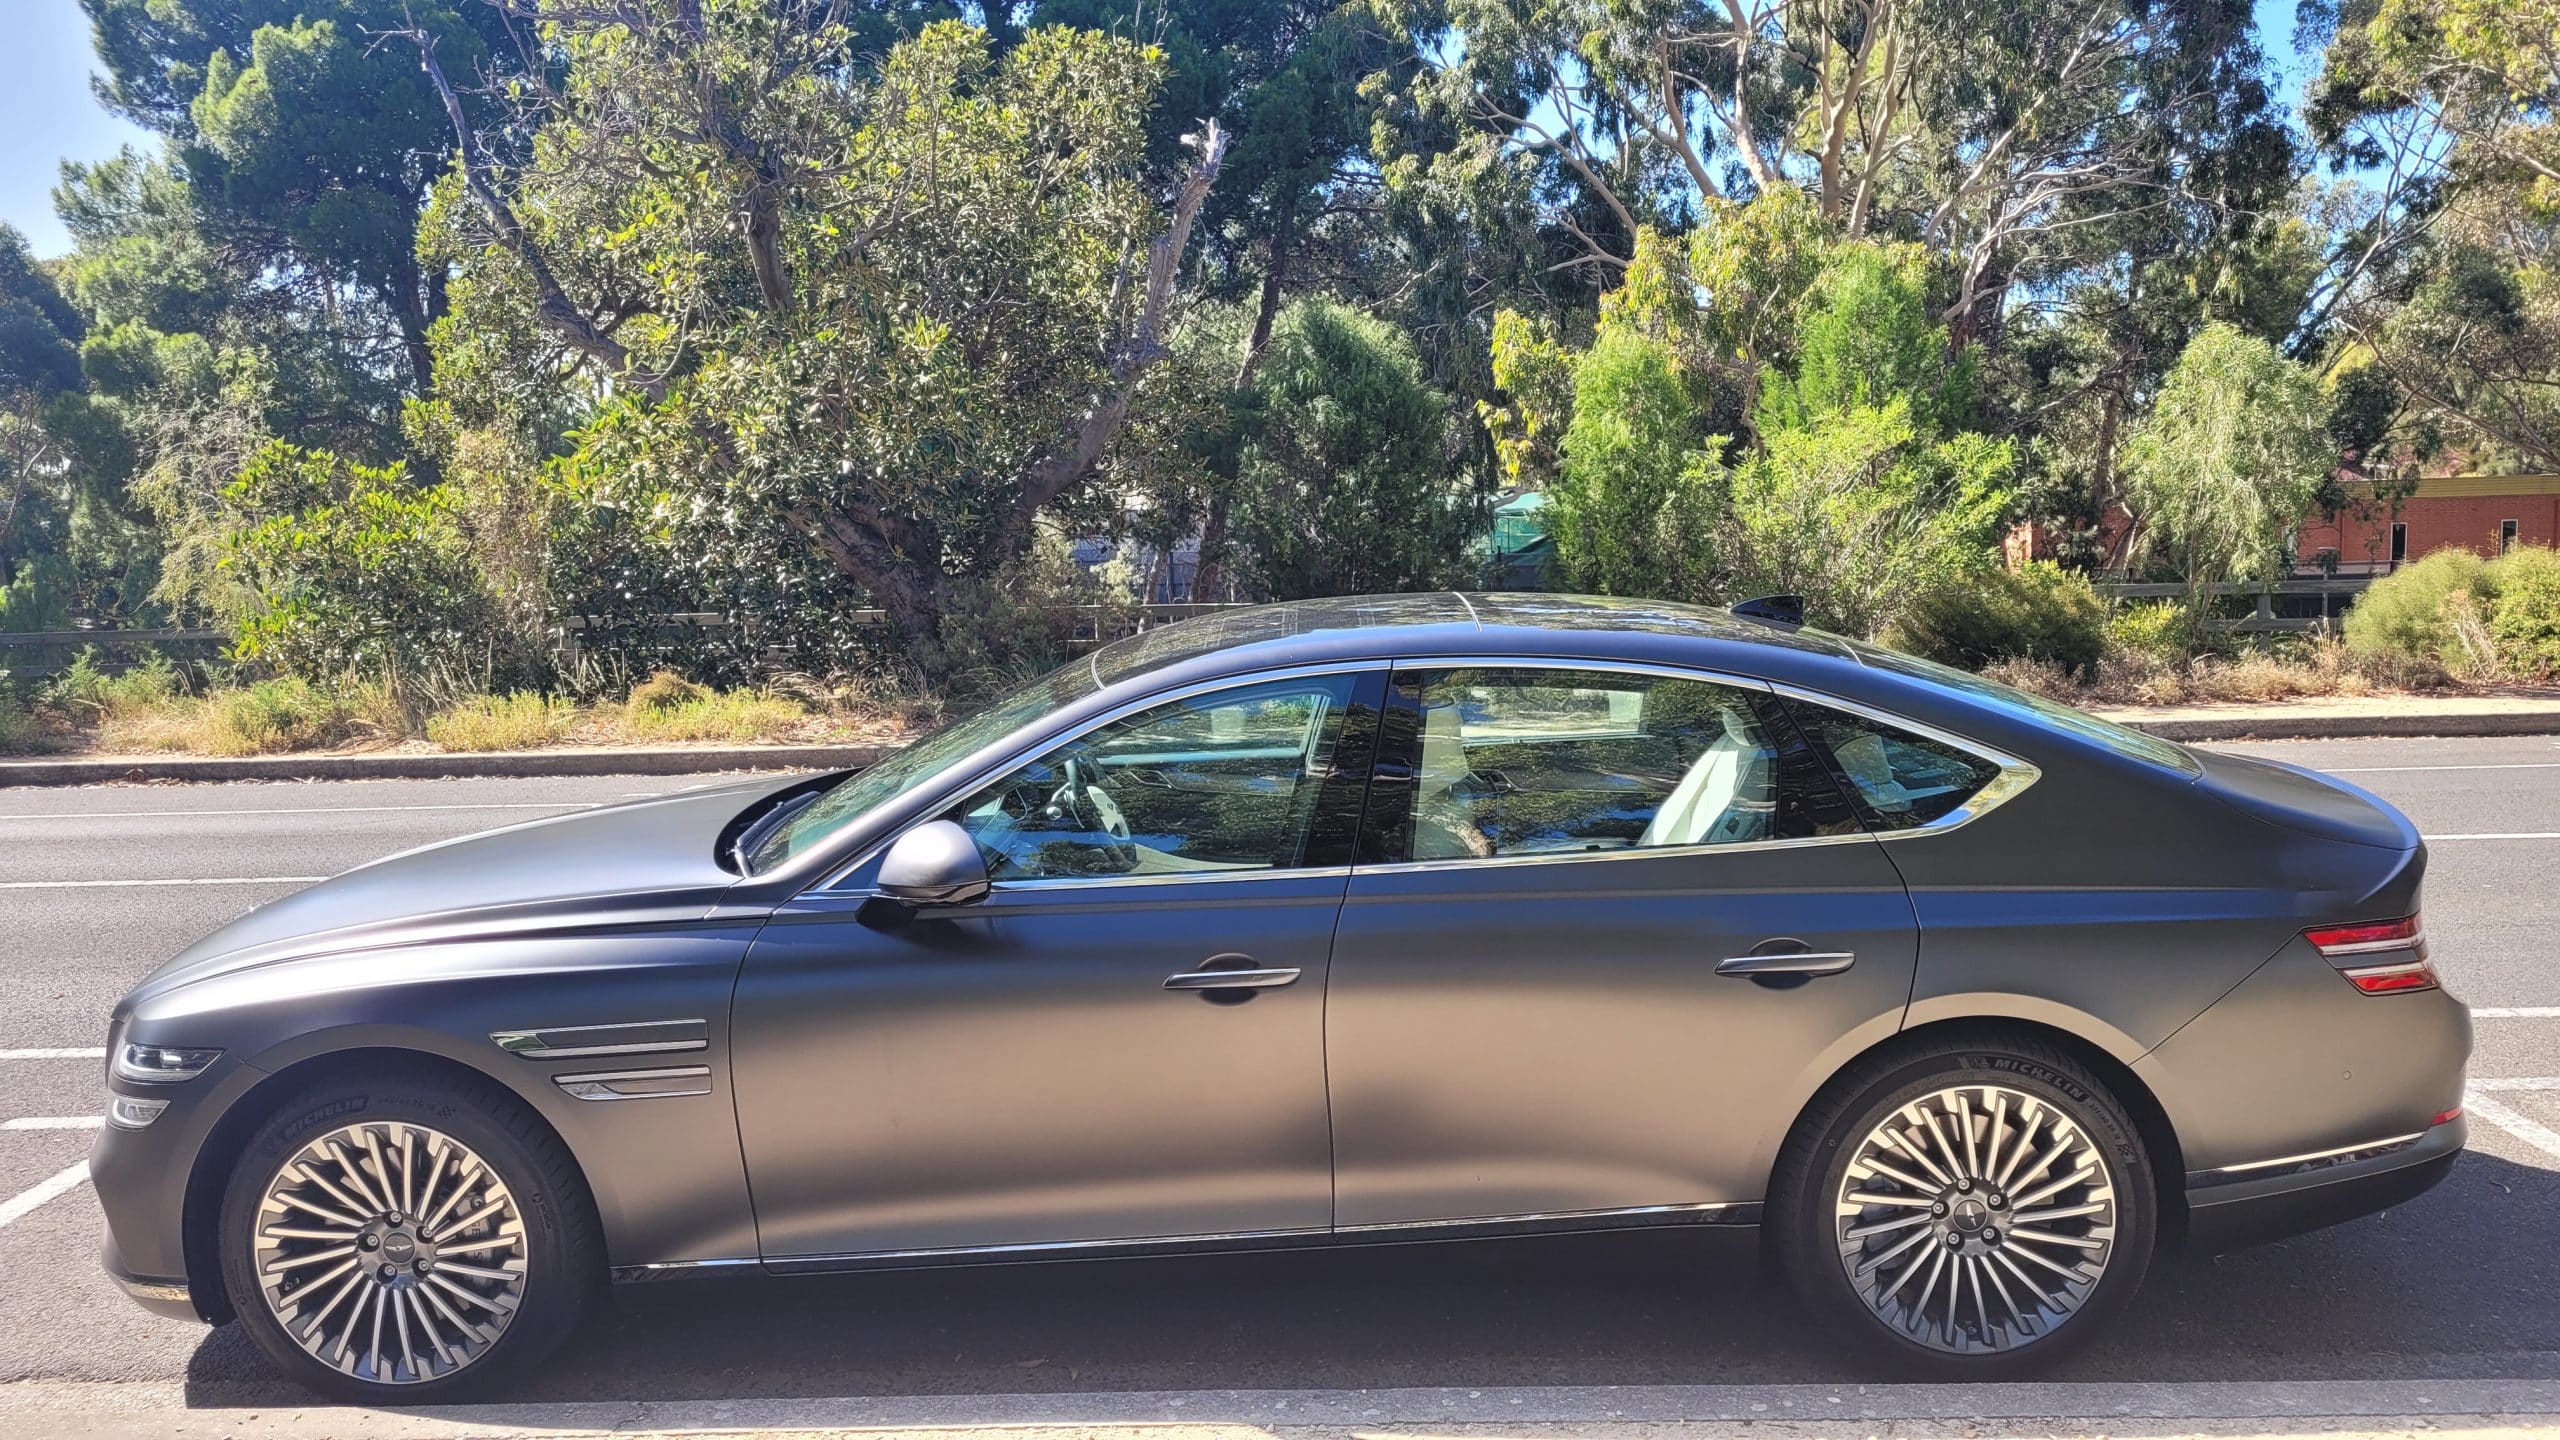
[5,1377,2560,1436]
[0,876,326,890]
[1,1117,100,1131]
[0,1048,104,1061]
[2466,1092,2560,1164]
[2475,1007,2560,1019]
[2469,1075,2560,1090]
[0,802,580,821]
[2423,832,2560,841]
[2329,762,2560,773]
[0,1162,88,1231]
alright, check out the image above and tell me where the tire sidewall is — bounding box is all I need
[1786,1045,2157,1379]
[218,1075,590,1402]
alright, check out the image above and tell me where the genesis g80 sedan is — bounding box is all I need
[93,594,2470,1397]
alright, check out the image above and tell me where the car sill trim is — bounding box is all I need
[2190,1130,2428,1187]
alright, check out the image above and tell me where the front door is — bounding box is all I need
[1325,661,1923,1227]
[732,668,1383,1260]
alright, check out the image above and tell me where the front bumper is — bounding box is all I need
[104,1247,198,1324]
[2184,1113,2464,1252]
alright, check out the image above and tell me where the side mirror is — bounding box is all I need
[876,820,992,908]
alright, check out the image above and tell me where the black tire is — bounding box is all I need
[1768,1032,2157,1380]
[218,1066,600,1402]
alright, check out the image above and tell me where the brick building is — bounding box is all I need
[2294,473,2560,575]
[2006,473,2560,575]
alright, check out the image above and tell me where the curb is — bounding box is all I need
[2104,710,2560,742]
[0,743,891,788]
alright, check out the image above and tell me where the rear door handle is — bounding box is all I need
[1715,948,1856,977]
[1164,966,1302,991]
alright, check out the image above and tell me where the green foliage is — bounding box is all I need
[2344,546,2496,667]
[2106,602,2199,669]
[216,442,498,682]
[1725,400,2013,635]
[1232,299,1478,599]
[1886,563,2110,677]
[2121,324,2334,631]
[1551,329,1717,599]
[2488,547,2560,681]
[41,649,182,723]
[620,675,804,743]
[426,692,577,752]
[1755,245,1972,440]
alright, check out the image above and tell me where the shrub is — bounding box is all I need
[2489,546,2560,681]
[624,671,711,720]
[2345,548,2494,668]
[41,649,184,723]
[2103,601,2194,670]
[428,692,577,751]
[1884,562,2108,676]
[0,695,46,754]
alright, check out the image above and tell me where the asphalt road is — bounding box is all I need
[0,738,2556,1414]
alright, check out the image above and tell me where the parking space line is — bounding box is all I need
[2470,1076,2560,1090]
[0,1048,103,1060]
[2421,832,2560,841]
[2465,1092,2560,1164]
[0,876,326,890]
[0,1163,88,1231]
[2475,1007,2560,1018]
[2329,762,2560,773]
[1,1117,100,1131]
[0,803,581,821]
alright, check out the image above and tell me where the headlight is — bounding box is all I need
[114,1043,222,1084]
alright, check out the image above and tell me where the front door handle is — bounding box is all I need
[1715,947,1856,978]
[1164,966,1302,991]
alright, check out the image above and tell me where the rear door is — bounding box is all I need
[1324,660,1922,1228]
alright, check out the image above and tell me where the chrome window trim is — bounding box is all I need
[989,864,1355,894]
[813,660,1390,895]
[1761,680,2042,840]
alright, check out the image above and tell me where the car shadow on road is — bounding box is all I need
[177,1149,2560,1408]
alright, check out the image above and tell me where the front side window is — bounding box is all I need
[1390,666,1858,860]
[949,674,1371,881]
[1783,700,2007,830]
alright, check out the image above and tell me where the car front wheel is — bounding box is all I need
[1772,1035,2157,1378]
[218,1070,598,1400]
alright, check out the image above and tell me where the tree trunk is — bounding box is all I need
[1195,204,1294,604]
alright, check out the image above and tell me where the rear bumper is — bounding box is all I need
[2182,1113,2464,1253]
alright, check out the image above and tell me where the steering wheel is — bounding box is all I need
[1050,755,1138,871]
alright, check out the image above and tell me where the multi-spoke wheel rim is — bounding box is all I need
[250,1120,528,1385]
[1832,1083,2118,1354]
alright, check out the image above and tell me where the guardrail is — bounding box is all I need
[2092,578,2369,634]
[0,627,227,679]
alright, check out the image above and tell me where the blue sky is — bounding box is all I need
[0,0,2313,263]
[1,0,153,258]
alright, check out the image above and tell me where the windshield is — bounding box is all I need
[744,660,1101,873]
[1844,640,2202,776]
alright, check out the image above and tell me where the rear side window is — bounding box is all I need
[1784,700,2007,831]
[1377,666,1864,861]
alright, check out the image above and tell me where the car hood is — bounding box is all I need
[2190,747,2420,851]
[121,775,801,1008]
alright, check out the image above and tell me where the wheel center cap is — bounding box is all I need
[381,1231,417,1264]
[1950,1198,1990,1232]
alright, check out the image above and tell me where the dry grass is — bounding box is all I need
[1985,633,2452,708]
[426,692,578,751]
[614,670,808,744]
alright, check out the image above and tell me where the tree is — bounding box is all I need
[1550,330,1718,599]
[2120,323,2336,632]
[408,13,1227,661]
[1231,299,1479,598]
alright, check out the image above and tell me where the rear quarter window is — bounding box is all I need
[1783,701,2007,830]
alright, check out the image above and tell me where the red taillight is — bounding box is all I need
[2304,914,2424,956]
[2305,914,2437,993]
[2433,1106,2464,1127]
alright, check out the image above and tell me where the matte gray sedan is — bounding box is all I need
[93,594,2470,1397]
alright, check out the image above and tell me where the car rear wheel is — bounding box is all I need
[1771,1035,2157,1378]
[218,1070,598,1401]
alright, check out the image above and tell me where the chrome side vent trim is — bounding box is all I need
[492,1019,708,1061]
[554,1066,713,1102]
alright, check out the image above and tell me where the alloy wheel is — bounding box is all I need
[1831,1082,2119,1354]
[248,1119,529,1385]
